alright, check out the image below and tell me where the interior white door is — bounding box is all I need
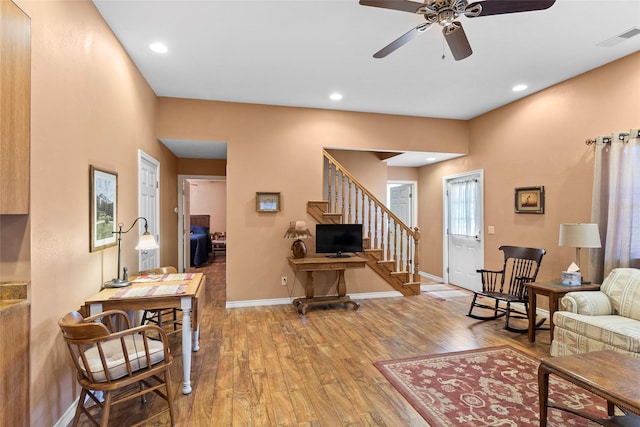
[444,171,484,291]
[389,183,413,227]
[138,152,160,272]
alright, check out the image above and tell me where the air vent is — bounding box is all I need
[597,27,640,47]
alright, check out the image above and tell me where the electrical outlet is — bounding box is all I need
[281,276,288,286]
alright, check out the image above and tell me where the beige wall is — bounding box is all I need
[418,52,640,282]
[6,0,639,423]
[157,99,469,301]
[15,0,178,424]
[190,180,227,233]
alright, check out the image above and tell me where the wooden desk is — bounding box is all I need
[288,256,366,314]
[84,272,205,394]
[538,350,640,426]
[526,281,600,342]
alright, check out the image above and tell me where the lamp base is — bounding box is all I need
[291,239,307,259]
[103,278,131,288]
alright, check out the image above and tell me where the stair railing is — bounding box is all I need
[323,150,420,281]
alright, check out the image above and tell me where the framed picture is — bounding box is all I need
[256,192,280,212]
[90,166,118,251]
[515,186,544,214]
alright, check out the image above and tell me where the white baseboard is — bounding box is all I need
[54,397,78,427]
[225,290,404,308]
[419,271,444,282]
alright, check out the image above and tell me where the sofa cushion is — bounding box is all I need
[553,311,640,354]
[601,268,640,320]
[80,335,165,382]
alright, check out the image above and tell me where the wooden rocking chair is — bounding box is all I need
[467,245,546,332]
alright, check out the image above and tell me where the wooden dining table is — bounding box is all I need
[83,272,205,394]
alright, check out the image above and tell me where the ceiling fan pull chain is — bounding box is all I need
[442,38,446,60]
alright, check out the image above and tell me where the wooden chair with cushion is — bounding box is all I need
[139,266,182,335]
[467,245,546,332]
[59,309,176,426]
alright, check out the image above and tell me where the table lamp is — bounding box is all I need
[104,216,159,288]
[284,221,312,258]
[558,223,601,270]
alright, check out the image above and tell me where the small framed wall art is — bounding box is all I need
[256,192,281,212]
[515,186,544,214]
[90,165,118,251]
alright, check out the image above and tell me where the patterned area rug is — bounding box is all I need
[375,346,607,426]
[421,283,470,301]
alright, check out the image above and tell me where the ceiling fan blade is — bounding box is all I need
[373,23,430,58]
[359,0,425,14]
[443,22,472,61]
[468,0,556,16]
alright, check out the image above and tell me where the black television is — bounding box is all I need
[315,223,363,258]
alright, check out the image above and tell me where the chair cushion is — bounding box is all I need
[80,335,165,382]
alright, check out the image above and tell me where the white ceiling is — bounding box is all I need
[94,0,640,165]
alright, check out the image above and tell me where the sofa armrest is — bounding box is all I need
[560,291,613,315]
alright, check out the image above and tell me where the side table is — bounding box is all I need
[538,350,640,426]
[287,256,366,314]
[525,281,600,342]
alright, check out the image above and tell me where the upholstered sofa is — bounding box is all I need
[550,268,640,359]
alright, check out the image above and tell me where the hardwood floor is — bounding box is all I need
[70,258,553,426]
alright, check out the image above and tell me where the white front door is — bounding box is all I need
[444,171,484,291]
[138,151,160,272]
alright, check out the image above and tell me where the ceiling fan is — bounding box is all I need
[359,0,556,60]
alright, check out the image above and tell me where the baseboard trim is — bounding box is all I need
[419,271,444,282]
[225,290,404,308]
[54,397,78,427]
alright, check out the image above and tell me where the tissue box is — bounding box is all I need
[562,271,582,286]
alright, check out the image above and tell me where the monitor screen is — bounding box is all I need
[315,223,363,258]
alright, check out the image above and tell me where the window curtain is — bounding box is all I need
[448,178,480,238]
[590,129,640,283]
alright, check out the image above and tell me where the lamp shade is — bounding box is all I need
[283,221,312,240]
[558,223,601,248]
[135,232,159,251]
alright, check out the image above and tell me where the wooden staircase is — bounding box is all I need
[306,151,421,296]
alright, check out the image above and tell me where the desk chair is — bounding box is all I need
[59,310,176,427]
[139,266,182,336]
[467,245,546,332]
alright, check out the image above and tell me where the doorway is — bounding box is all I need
[443,170,484,291]
[387,181,417,228]
[138,151,160,272]
[177,175,226,272]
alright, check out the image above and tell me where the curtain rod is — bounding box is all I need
[585,129,640,146]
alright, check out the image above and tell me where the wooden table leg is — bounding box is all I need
[548,293,559,341]
[528,289,537,342]
[337,270,346,297]
[305,271,315,299]
[538,362,550,427]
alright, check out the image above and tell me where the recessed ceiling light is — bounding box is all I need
[512,84,528,92]
[330,93,343,101]
[426,157,436,162]
[149,42,168,53]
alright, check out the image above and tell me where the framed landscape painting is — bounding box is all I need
[90,165,118,251]
[515,186,544,214]
[256,192,281,212]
